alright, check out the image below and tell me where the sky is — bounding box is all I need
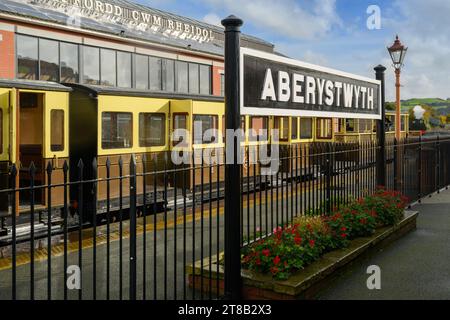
[136,0,450,101]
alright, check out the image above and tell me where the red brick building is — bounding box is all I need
[0,0,274,96]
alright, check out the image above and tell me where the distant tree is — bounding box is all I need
[385,102,396,111]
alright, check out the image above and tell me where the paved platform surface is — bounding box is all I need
[319,189,450,300]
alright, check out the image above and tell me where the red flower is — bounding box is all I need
[294,236,302,245]
[273,256,281,266]
[341,233,347,238]
[309,240,315,248]
[341,226,347,232]
[262,249,270,257]
[359,218,367,225]
[256,258,261,266]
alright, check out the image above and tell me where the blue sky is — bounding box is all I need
[137,0,450,101]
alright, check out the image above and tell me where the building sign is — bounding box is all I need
[28,0,215,42]
[240,48,381,119]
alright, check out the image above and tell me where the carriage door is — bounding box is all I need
[18,91,44,206]
[0,89,10,213]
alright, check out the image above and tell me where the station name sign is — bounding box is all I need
[240,48,381,119]
[30,0,215,42]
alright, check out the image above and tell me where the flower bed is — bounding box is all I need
[241,188,409,280]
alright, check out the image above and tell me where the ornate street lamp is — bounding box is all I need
[387,35,408,140]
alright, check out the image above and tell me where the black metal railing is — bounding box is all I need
[1,137,449,300]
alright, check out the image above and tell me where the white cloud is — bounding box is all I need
[196,0,342,39]
[202,13,223,27]
[381,0,450,100]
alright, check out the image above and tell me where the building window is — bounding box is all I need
[162,59,175,92]
[83,46,100,85]
[249,116,268,141]
[149,57,162,91]
[39,39,59,82]
[102,112,133,149]
[135,54,149,90]
[220,73,225,97]
[300,118,313,139]
[316,118,333,139]
[200,65,211,95]
[50,110,64,152]
[117,52,132,88]
[176,61,189,93]
[274,117,289,141]
[291,117,299,140]
[17,35,38,80]
[100,49,117,86]
[139,113,166,147]
[193,115,218,144]
[60,42,79,83]
[189,63,199,94]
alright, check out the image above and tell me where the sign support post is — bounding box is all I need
[222,15,243,300]
[375,65,387,187]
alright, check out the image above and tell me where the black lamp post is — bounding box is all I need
[387,35,408,140]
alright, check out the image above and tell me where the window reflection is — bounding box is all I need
[39,39,59,82]
[60,42,79,83]
[83,46,100,85]
[17,35,38,80]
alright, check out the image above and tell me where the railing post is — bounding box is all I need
[418,135,422,202]
[222,14,243,300]
[10,164,17,300]
[129,155,137,300]
[326,143,332,214]
[436,135,440,193]
[375,65,387,187]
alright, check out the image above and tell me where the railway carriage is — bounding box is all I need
[0,80,70,218]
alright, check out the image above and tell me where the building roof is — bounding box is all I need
[0,0,274,56]
[0,78,72,91]
[65,83,224,101]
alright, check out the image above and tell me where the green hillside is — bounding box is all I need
[398,98,450,114]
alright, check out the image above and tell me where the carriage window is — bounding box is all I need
[345,119,356,132]
[60,42,79,83]
[249,116,268,141]
[139,113,166,147]
[173,114,187,146]
[39,39,59,82]
[316,118,333,139]
[193,115,218,144]
[17,35,38,80]
[359,119,372,133]
[51,110,64,152]
[401,115,406,131]
[291,117,299,140]
[386,115,395,132]
[300,118,313,139]
[0,109,2,154]
[222,116,245,142]
[102,112,133,149]
[100,49,117,86]
[274,117,289,141]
